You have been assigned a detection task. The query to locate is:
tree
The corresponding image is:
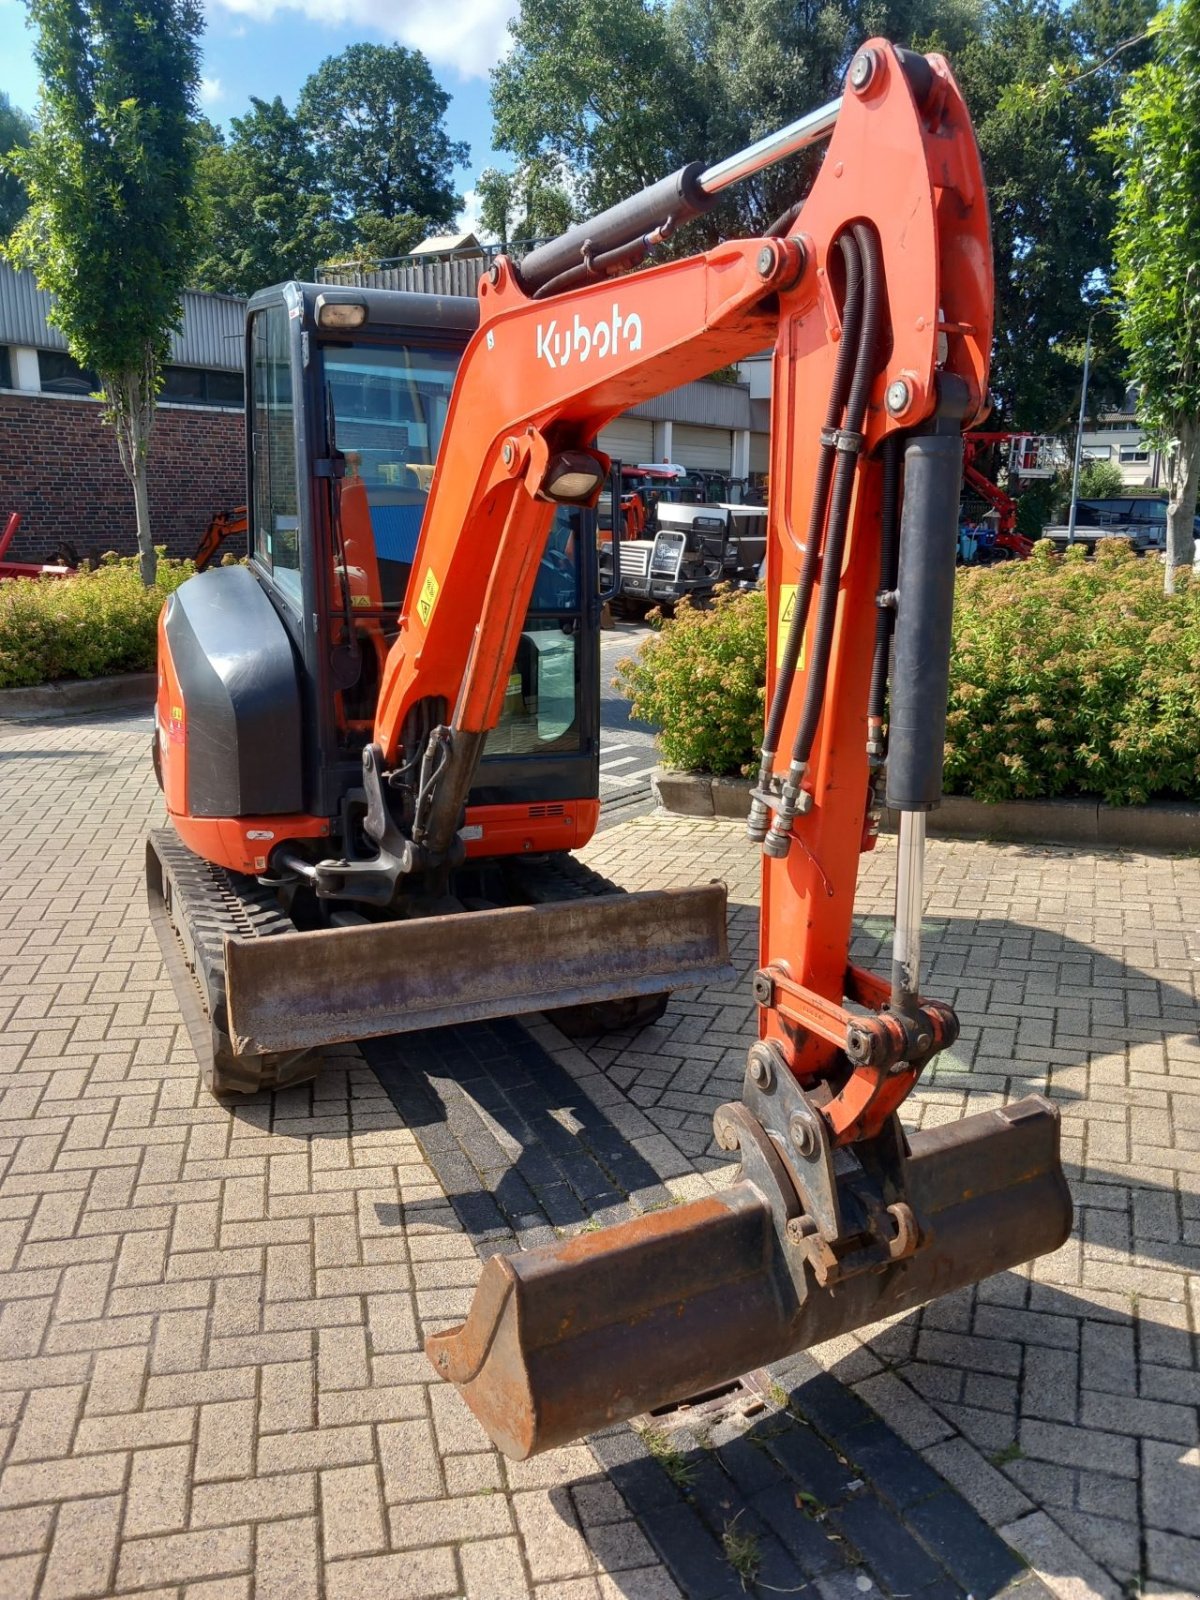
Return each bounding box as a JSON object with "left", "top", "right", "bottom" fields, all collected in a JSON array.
[
  {"left": 193, "top": 98, "right": 342, "bottom": 297},
  {"left": 948, "top": 0, "right": 1155, "bottom": 431},
  {"left": 8, "top": 0, "right": 202, "bottom": 586},
  {"left": 490, "top": 0, "right": 976, "bottom": 244},
  {"left": 335, "top": 211, "right": 430, "bottom": 268},
  {"left": 476, "top": 161, "right": 575, "bottom": 247},
  {"left": 490, "top": 0, "right": 1151, "bottom": 429},
  {"left": 0, "top": 93, "right": 33, "bottom": 238},
  {"left": 1100, "top": 0, "right": 1200, "bottom": 590},
  {"left": 297, "top": 44, "right": 468, "bottom": 247}
]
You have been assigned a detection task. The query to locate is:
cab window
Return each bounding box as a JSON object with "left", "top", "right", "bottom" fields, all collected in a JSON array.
[
  {"left": 249, "top": 305, "right": 301, "bottom": 603},
  {"left": 324, "top": 343, "right": 461, "bottom": 612}
]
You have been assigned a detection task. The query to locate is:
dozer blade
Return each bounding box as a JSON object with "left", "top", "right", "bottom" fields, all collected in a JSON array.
[
  {"left": 427, "top": 1095, "right": 1072, "bottom": 1459},
  {"left": 223, "top": 885, "right": 731, "bottom": 1055}
]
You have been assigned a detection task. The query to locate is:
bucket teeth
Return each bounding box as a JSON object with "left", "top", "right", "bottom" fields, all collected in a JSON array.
[{"left": 427, "top": 1095, "right": 1072, "bottom": 1459}]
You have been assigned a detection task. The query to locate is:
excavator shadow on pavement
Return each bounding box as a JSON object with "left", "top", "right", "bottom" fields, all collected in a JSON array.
[{"left": 342, "top": 909, "right": 1198, "bottom": 1600}]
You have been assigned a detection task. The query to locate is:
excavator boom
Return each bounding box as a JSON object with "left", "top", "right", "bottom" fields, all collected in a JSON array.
[{"left": 423, "top": 40, "right": 1071, "bottom": 1456}]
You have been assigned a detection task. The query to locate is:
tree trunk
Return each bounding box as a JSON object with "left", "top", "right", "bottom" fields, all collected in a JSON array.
[
  {"left": 131, "top": 448, "right": 155, "bottom": 587},
  {"left": 1164, "top": 412, "right": 1200, "bottom": 595},
  {"left": 105, "top": 358, "right": 158, "bottom": 587}
]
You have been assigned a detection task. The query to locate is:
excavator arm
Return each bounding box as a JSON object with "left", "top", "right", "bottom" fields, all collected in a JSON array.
[
  {"left": 365, "top": 43, "right": 990, "bottom": 873},
  {"left": 413, "top": 42, "right": 1071, "bottom": 1457}
]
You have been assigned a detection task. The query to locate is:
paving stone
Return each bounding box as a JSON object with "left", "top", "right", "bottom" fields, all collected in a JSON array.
[
  {"left": 828, "top": 1493, "right": 944, "bottom": 1592},
  {"left": 459, "top": 1535, "right": 533, "bottom": 1600},
  {"left": 39, "top": 1492, "right": 121, "bottom": 1599},
  {"left": 116, "top": 1526, "right": 252, "bottom": 1590},
  {"left": 922, "top": 1437, "right": 1033, "bottom": 1526},
  {"left": 1019, "top": 1420, "right": 1139, "bottom": 1479},
  {"left": 323, "top": 1548, "right": 461, "bottom": 1600},
  {"left": 1142, "top": 1442, "right": 1200, "bottom": 1537},
  {"left": 1023, "top": 1346, "right": 1079, "bottom": 1424},
  {"left": 854, "top": 1373, "right": 954, "bottom": 1450},
  {"left": 632, "top": 1502, "right": 746, "bottom": 1600},
  {"left": 190, "top": 1473, "right": 316, "bottom": 1530},
  {"left": 1000, "top": 1511, "right": 1124, "bottom": 1600},
  {"left": 512, "top": 1489, "right": 595, "bottom": 1585},
  {"left": 243, "top": 1519, "right": 317, "bottom": 1600},
  {"left": 4, "top": 732, "right": 1200, "bottom": 1598},
  {"left": 123, "top": 1444, "right": 191, "bottom": 1537},
  {"left": 904, "top": 1489, "right": 1026, "bottom": 1595}
]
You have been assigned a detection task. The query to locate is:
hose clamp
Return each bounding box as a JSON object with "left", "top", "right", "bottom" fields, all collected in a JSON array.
[{"left": 820, "top": 426, "right": 865, "bottom": 455}]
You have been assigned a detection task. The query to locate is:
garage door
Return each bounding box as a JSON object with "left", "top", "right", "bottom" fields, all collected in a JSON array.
[
  {"left": 598, "top": 417, "right": 654, "bottom": 464},
  {"left": 675, "top": 425, "right": 732, "bottom": 474},
  {"left": 750, "top": 432, "right": 770, "bottom": 474}
]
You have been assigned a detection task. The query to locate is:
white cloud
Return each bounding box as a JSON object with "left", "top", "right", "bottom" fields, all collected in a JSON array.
[
  {"left": 207, "top": 0, "right": 517, "bottom": 80},
  {"left": 199, "top": 75, "right": 225, "bottom": 104},
  {"left": 457, "top": 188, "right": 491, "bottom": 239}
]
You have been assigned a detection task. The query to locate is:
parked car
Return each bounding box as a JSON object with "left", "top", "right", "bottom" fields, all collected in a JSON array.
[
  {"left": 1041, "top": 521, "right": 1157, "bottom": 553},
  {"left": 614, "top": 501, "right": 769, "bottom": 613},
  {"left": 1043, "top": 496, "right": 1200, "bottom": 552}
]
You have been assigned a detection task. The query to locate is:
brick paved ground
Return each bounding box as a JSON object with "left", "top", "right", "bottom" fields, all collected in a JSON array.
[
  {"left": 579, "top": 817, "right": 1200, "bottom": 1600},
  {"left": 0, "top": 707, "right": 1196, "bottom": 1599}
]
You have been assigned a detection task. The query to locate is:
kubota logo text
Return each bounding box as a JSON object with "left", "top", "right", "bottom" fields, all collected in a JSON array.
[{"left": 536, "top": 305, "right": 643, "bottom": 371}]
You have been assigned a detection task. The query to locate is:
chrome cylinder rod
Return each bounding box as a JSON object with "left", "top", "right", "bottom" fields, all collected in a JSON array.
[
  {"left": 892, "top": 810, "right": 926, "bottom": 1017},
  {"left": 698, "top": 98, "right": 843, "bottom": 198}
]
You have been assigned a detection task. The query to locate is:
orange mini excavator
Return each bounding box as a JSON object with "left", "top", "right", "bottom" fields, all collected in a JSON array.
[{"left": 149, "top": 40, "right": 1072, "bottom": 1458}]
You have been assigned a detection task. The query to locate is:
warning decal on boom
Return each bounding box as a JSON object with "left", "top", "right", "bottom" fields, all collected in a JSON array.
[
  {"left": 776, "top": 584, "right": 806, "bottom": 669},
  {"left": 416, "top": 568, "right": 440, "bottom": 626}
]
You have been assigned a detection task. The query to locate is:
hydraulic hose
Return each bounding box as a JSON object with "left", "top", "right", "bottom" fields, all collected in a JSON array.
[
  {"left": 748, "top": 232, "right": 865, "bottom": 843},
  {"left": 867, "top": 433, "right": 904, "bottom": 755},
  {"left": 763, "top": 223, "right": 884, "bottom": 857}
]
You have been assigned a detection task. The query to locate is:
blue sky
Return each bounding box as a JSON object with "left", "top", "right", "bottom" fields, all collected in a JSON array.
[{"left": 0, "top": 0, "right": 519, "bottom": 229}]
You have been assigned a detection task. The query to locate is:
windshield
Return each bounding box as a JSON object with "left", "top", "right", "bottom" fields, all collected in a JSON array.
[{"left": 324, "top": 342, "right": 462, "bottom": 610}]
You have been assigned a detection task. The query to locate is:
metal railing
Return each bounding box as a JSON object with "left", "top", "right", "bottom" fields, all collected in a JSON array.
[{"left": 316, "top": 240, "right": 550, "bottom": 294}]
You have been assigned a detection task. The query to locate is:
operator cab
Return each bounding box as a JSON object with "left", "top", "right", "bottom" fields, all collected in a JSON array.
[{"left": 243, "top": 281, "right": 601, "bottom": 824}]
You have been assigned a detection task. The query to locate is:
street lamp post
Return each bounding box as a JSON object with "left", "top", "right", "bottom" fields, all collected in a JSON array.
[{"left": 1066, "top": 315, "right": 1096, "bottom": 546}]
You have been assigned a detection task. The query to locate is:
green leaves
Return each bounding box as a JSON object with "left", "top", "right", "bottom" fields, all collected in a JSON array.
[
  {"left": 944, "top": 541, "right": 1200, "bottom": 804},
  {"left": 192, "top": 97, "right": 342, "bottom": 297},
  {"left": 6, "top": 0, "right": 203, "bottom": 583},
  {"left": 616, "top": 587, "right": 768, "bottom": 777},
  {"left": 297, "top": 44, "right": 468, "bottom": 231},
  {"left": 0, "top": 556, "right": 194, "bottom": 689},
  {"left": 192, "top": 44, "right": 469, "bottom": 293},
  {"left": 620, "top": 551, "right": 1200, "bottom": 806},
  {"left": 1100, "top": 0, "right": 1200, "bottom": 583}
]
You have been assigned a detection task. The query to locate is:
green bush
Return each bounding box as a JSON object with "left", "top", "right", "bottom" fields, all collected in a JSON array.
[
  {"left": 618, "top": 542, "right": 1200, "bottom": 806},
  {"left": 946, "top": 539, "right": 1200, "bottom": 805},
  {"left": 0, "top": 553, "right": 194, "bottom": 690},
  {"left": 615, "top": 586, "right": 766, "bottom": 776}
]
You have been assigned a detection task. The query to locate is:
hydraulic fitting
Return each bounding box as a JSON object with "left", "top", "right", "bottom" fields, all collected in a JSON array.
[{"left": 763, "top": 760, "right": 811, "bottom": 857}]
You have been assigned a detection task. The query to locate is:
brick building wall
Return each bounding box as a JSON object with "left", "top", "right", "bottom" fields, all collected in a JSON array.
[{"left": 1, "top": 392, "right": 245, "bottom": 564}]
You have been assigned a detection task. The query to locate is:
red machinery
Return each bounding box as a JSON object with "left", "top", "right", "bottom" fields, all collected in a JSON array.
[
  {"left": 961, "top": 433, "right": 1036, "bottom": 559},
  {"left": 0, "top": 514, "right": 74, "bottom": 580},
  {"left": 193, "top": 505, "right": 249, "bottom": 572},
  {"left": 151, "top": 40, "right": 1071, "bottom": 1457}
]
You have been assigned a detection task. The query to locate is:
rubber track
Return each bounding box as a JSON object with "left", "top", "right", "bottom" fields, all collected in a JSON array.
[{"left": 147, "top": 829, "right": 318, "bottom": 1095}]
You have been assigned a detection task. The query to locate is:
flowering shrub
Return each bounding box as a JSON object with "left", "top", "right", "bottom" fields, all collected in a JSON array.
[
  {"left": 945, "top": 539, "right": 1200, "bottom": 805},
  {"left": 615, "top": 586, "right": 767, "bottom": 776},
  {"left": 0, "top": 554, "right": 193, "bottom": 689},
  {"left": 617, "top": 542, "right": 1200, "bottom": 806}
]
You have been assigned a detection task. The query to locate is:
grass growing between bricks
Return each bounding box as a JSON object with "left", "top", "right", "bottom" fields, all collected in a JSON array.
[{"left": 721, "top": 1514, "right": 763, "bottom": 1589}]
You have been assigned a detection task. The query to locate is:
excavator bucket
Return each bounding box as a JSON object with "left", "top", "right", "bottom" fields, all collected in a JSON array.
[
  {"left": 427, "top": 1095, "right": 1072, "bottom": 1459},
  {"left": 223, "top": 885, "right": 732, "bottom": 1055}
]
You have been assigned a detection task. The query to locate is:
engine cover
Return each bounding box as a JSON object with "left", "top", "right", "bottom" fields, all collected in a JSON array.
[{"left": 162, "top": 565, "right": 303, "bottom": 817}]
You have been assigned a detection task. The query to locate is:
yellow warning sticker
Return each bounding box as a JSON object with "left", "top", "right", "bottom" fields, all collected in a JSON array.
[
  {"left": 416, "top": 567, "right": 440, "bottom": 626},
  {"left": 775, "top": 584, "right": 806, "bottom": 669}
]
